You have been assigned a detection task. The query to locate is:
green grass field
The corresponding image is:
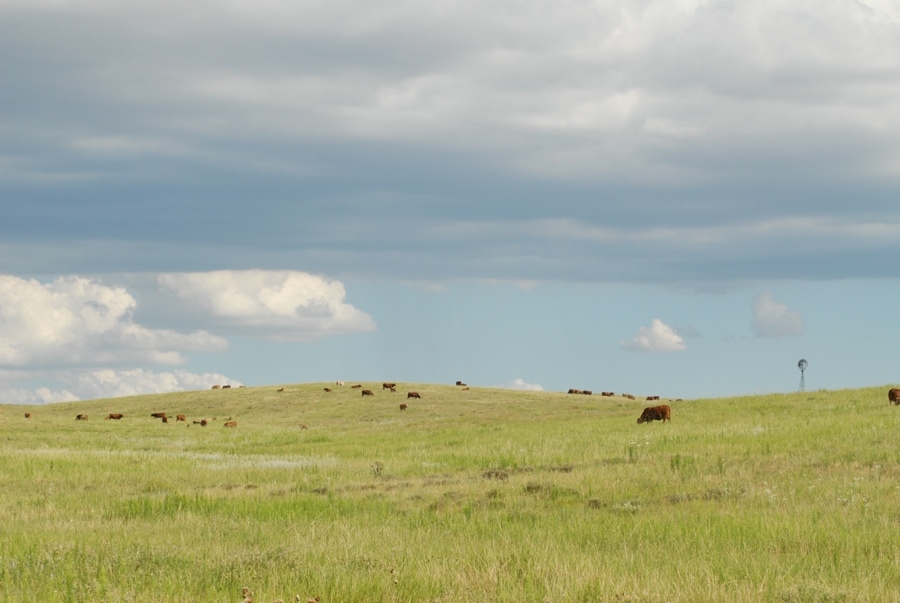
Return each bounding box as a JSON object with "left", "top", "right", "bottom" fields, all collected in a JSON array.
[{"left": 1, "top": 383, "right": 898, "bottom": 602}]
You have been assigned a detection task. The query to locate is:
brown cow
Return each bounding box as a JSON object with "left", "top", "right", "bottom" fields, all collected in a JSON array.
[
  {"left": 24, "top": 413, "right": 31, "bottom": 419},
  {"left": 399, "top": 403, "right": 408, "bottom": 410},
  {"left": 150, "top": 412, "right": 166, "bottom": 419},
  {"left": 889, "top": 388, "right": 900, "bottom": 405},
  {"left": 383, "top": 382, "right": 396, "bottom": 390},
  {"left": 105, "top": 413, "right": 124, "bottom": 420},
  {"left": 361, "top": 389, "right": 374, "bottom": 396},
  {"left": 76, "top": 414, "right": 88, "bottom": 420},
  {"left": 623, "top": 393, "right": 635, "bottom": 400},
  {"left": 277, "top": 387, "right": 284, "bottom": 392},
  {"left": 601, "top": 391, "right": 614, "bottom": 397},
  {"left": 637, "top": 405, "right": 671, "bottom": 424},
  {"left": 407, "top": 391, "right": 421, "bottom": 399},
  {"left": 567, "top": 388, "right": 581, "bottom": 394},
  {"left": 222, "top": 385, "right": 231, "bottom": 389},
  {"left": 581, "top": 390, "right": 592, "bottom": 395},
  {"left": 351, "top": 384, "right": 362, "bottom": 388},
  {"left": 456, "top": 381, "right": 466, "bottom": 386},
  {"left": 323, "top": 387, "right": 332, "bottom": 392},
  {"left": 646, "top": 395, "right": 660, "bottom": 401},
  {"left": 176, "top": 414, "right": 186, "bottom": 422},
  {"left": 211, "top": 385, "right": 220, "bottom": 390},
  {"left": 223, "top": 421, "right": 237, "bottom": 428}
]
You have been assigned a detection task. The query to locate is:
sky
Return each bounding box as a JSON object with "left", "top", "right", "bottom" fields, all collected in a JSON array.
[{"left": 2, "top": 0, "right": 900, "bottom": 403}]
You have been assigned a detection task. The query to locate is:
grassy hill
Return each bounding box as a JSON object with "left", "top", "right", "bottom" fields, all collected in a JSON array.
[{"left": 1, "top": 383, "right": 899, "bottom": 602}]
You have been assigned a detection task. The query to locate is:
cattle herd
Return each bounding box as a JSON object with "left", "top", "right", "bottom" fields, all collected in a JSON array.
[{"left": 22, "top": 385, "right": 899, "bottom": 427}]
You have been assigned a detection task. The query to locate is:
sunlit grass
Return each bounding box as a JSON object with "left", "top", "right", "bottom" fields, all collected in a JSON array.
[{"left": 1, "top": 383, "right": 899, "bottom": 602}]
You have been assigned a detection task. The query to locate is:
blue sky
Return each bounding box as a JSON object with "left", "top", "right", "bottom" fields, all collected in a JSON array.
[{"left": 2, "top": 0, "right": 900, "bottom": 402}]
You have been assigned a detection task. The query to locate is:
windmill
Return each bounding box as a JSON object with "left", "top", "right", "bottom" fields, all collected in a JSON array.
[{"left": 797, "top": 359, "right": 808, "bottom": 392}]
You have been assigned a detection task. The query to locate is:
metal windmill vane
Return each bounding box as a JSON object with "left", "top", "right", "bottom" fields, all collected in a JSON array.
[{"left": 798, "top": 359, "right": 808, "bottom": 392}]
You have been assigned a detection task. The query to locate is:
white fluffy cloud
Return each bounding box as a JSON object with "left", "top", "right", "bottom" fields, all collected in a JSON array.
[
  {"left": 622, "top": 319, "right": 687, "bottom": 353},
  {"left": 502, "top": 378, "right": 544, "bottom": 391},
  {"left": 157, "top": 270, "right": 376, "bottom": 340},
  {"left": 751, "top": 292, "right": 804, "bottom": 337},
  {"left": 0, "top": 368, "right": 240, "bottom": 404},
  {"left": 0, "top": 275, "right": 227, "bottom": 367}
]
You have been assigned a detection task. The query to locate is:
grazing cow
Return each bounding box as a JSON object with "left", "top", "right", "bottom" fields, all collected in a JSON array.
[
  {"left": 581, "top": 390, "right": 592, "bottom": 395},
  {"left": 105, "top": 413, "right": 124, "bottom": 420},
  {"left": 407, "top": 391, "right": 421, "bottom": 399},
  {"left": 277, "top": 387, "right": 284, "bottom": 392},
  {"left": 646, "top": 395, "right": 660, "bottom": 401},
  {"left": 462, "top": 387, "right": 470, "bottom": 391},
  {"left": 361, "top": 389, "right": 374, "bottom": 396},
  {"left": 383, "top": 382, "right": 396, "bottom": 390},
  {"left": 150, "top": 412, "right": 166, "bottom": 419},
  {"left": 637, "top": 405, "right": 671, "bottom": 424},
  {"left": 623, "top": 393, "right": 635, "bottom": 400},
  {"left": 351, "top": 384, "right": 362, "bottom": 389},
  {"left": 211, "top": 385, "right": 220, "bottom": 390},
  {"left": 223, "top": 421, "right": 237, "bottom": 428},
  {"left": 336, "top": 381, "right": 345, "bottom": 386},
  {"left": 222, "top": 385, "right": 231, "bottom": 389},
  {"left": 176, "top": 414, "right": 186, "bottom": 422},
  {"left": 24, "top": 413, "right": 31, "bottom": 419},
  {"left": 567, "top": 388, "right": 581, "bottom": 394},
  {"left": 399, "top": 403, "right": 408, "bottom": 411},
  {"left": 602, "top": 391, "right": 614, "bottom": 397},
  {"left": 456, "top": 381, "right": 467, "bottom": 387},
  {"left": 323, "top": 387, "right": 332, "bottom": 392},
  {"left": 76, "top": 414, "right": 88, "bottom": 420},
  {"left": 161, "top": 416, "right": 169, "bottom": 423},
  {"left": 889, "top": 388, "right": 900, "bottom": 405}
]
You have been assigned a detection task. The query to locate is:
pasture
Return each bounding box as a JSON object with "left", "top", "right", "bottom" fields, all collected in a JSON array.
[{"left": 1, "top": 383, "right": 898, "bottom": 602}]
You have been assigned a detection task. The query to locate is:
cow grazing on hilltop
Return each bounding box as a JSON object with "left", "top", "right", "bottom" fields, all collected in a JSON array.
[
  {"left": 222, "top": 385, "right": 231, "bottom": 389},
  {"left": 407, "top": 391, "right": 421, "bottom": 399},
  {"left": 889, "top": 388, "right": 900, "bottom": 405},
  {"left": 176, "top": 414, "right": 186, "bottom": 422},
  {"left": 456, "top": 381, "right": 467, "bottom": 386},
  {"left": 567, "top": 388, "right": 581, "bottom": 394},
  {"left": 76, "top": 414, "right": 88, "bottom": 420},
  {"left": 211, "top": 385, "right": 220, "bottom": 390},
  {"left": 637, "top": 405, "right": 671, "bottom": 424},
  {"left": 105, "top": 413, "right": 124, "bottom": 420},
  {"left": 223, "top": 421, "right": 237, "bottom": 428},
  {"left": 623, "top": 393, "right": 635, "bottom": 400},
  {"left": 601, "top": 391, "right": 614, "bottom": 397},
  {"left": 581, "top": 390, "right": 592, "bottom": 395},
  {"left": 646, "top": 395, "right": 660, "bottom": 401},
  {"left": 383, "top": 382, "right": 396, "bottom": 390},
  {"left": 361, "top": 389, "right": 374, "bottom": 396}
]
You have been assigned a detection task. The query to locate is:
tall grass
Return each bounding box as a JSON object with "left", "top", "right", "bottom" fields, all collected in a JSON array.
[{"left": 1, "top": 383, "right": 898, "bottom": 602}]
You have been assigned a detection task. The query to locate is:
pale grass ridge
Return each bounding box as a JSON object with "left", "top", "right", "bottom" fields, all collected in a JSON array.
[{"left": 1, "top": 383, "right": 898, "bottom": 602}]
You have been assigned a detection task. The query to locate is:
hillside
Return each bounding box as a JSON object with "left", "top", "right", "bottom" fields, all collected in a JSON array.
[{"left": 1, "top": 383, "right": 899, "bottom": 602}]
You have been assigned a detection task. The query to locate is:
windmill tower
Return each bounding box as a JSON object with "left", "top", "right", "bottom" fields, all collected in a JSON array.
[{"left": 797, "top": 359, "right": 808, "bottom": 392}]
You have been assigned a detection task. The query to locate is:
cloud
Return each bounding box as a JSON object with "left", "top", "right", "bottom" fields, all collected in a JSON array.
[
  {"left": 501, "top": 378, "right": 543, "bottom": 391},
  {"left": 0, "top": 275, "right": 227, "bottom": 367},
  {"left": 157, "top": 270, "right": 376, "bottom": 340},
  {"left": 751, "top": 292, "right": 804, "bottom": 337},
  {"left": 0, "top": 368, "right": 240, "bottom": 404},
  {"left": 621, "top": 319, "right": 687, "bottom": 352}
]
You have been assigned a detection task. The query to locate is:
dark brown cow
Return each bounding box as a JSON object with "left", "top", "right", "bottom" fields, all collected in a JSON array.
[
  {"left": 105, "top": 413, "right": 124, "bottom": 420},
  {"left": 889, "top": 388, "right": 900, "bottom": 405},
  {"left": 361, "top": 389, "right": 374, "bottom": 396},
  {"left": 567, "top": 388, "right": 581, "bottom": 394},
  {"left": 456, "top": 381, "right": 466, "bottom": 386},
  {"left": 24, "top": 413, "right": 31, "bottom": 419},
  {"left": 399, "top": 403, "right": 408, "bottom": 411},
  {"left": 646, "top": 395, "right": 660, "bottom": 401},
  {"left": 222, "top": 385, "right": 231, "bottom": 389},
  {"left": 323, "top": 387, "right": 332, "bottom": 392},
  {"left": 351, "top": 384, "right": 362, "bottom": 389},
  {"left": 223, "top": 421, "right": 237, "bottom": 428},
  {"left": 150, "top": 412, "right": 166, "bottom": 419},
  {"left": 601, "top": 391, "right": 614, "bottom": 397},
  {"left": 581, "top": 390, "right": 592, "bottom": 395},
  {"left": 383, "top": 382, "right": 396, "bottom": 390},
  {"left": 76, "top": 414, "right": 88, "bottom": 420},
  {"left": 407, "top": 391, "right": 421, "bottom": 399},
  {"left": 176, "top": 414, "right": 186, "bottom": 422},
  {"left": 277, "top": 387, "right": 284, "bottom": 392},
  {"left": 637, "top": 405, "right": 671, "bottom": 424},
  {"left": 623, "top": 393, "right": 635, "bottom": 400}
]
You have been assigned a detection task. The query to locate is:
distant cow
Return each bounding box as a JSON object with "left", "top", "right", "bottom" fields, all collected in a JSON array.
[
  {"left": 383, "top": 382, "right": 396, "bottom": 390},
  {"left": 351, "top": 384, "right": 362, "bottom": 389},
  {"left": 399, "top": 403, "right": 408, "bottom": 411},
  {"left": 150, "top": 412, "right": 166, "bottom": 419},
  {"left": 456, "top": 381, "right": 467, "bottom": 386},
  {"left": 581, "top": 390, "right": 592, "bottom": 395},
  {"left": 637, "top": 405, "right": 671, "bottom": 424},
  {"left": 361, "top": 389, "right": 374, "bottom": 396},
  {"left": 462, "top": 387, "right": 470, "bottom": 391},
  {"left": 176, "top": 414, "right": 186, "bottom": 422},
  {"left": 567, "top": 389, "right": 581, "bottom": 394},
  {"left": 623, "top": 393, "right": 635, "bottom": 400},
  {"left": 223, "top": 421, "right": 237, "bottom": 428},
  {"left": 76, "top": 414, "right": 88, "bottom": 421},
  {"left": 646, "top": 395, "right": 660, "bottom": 401},
  {"left": 277, "top": 388, "right": 284, "bottom": 392},
  {"left": 601, "top": 391, "right": 614, "bottom": 397},
  {"left": 105, "top": 413, "right": 124, "bottom": 420},
  {"left": 161, "top": 416, "right": 169, "bottom": 423},
  {"left": 24, "top": 413, "right": 31, "bottom": 419},
  {"left": 407, "top": 391, "right": 421, "bottom": 399},
  {"left": 222, "top": 385, "right": 231, "bottom": 389},
  {"left": 336, "top": 381, "right": 345, "bottom": 386},
  {"left": 323, "top": 387, "right": 332, "bottom": 392},
  {"left": 211, "top": 385, "right": 220, "bottom": 390},
  {"left": 889, "top": 388, "right": 900, "bottom": 405}
]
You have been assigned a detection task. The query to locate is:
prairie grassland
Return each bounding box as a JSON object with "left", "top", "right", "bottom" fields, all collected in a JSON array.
[{"left": 1, "top": 383, "right": 898, "bottom": 602}]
